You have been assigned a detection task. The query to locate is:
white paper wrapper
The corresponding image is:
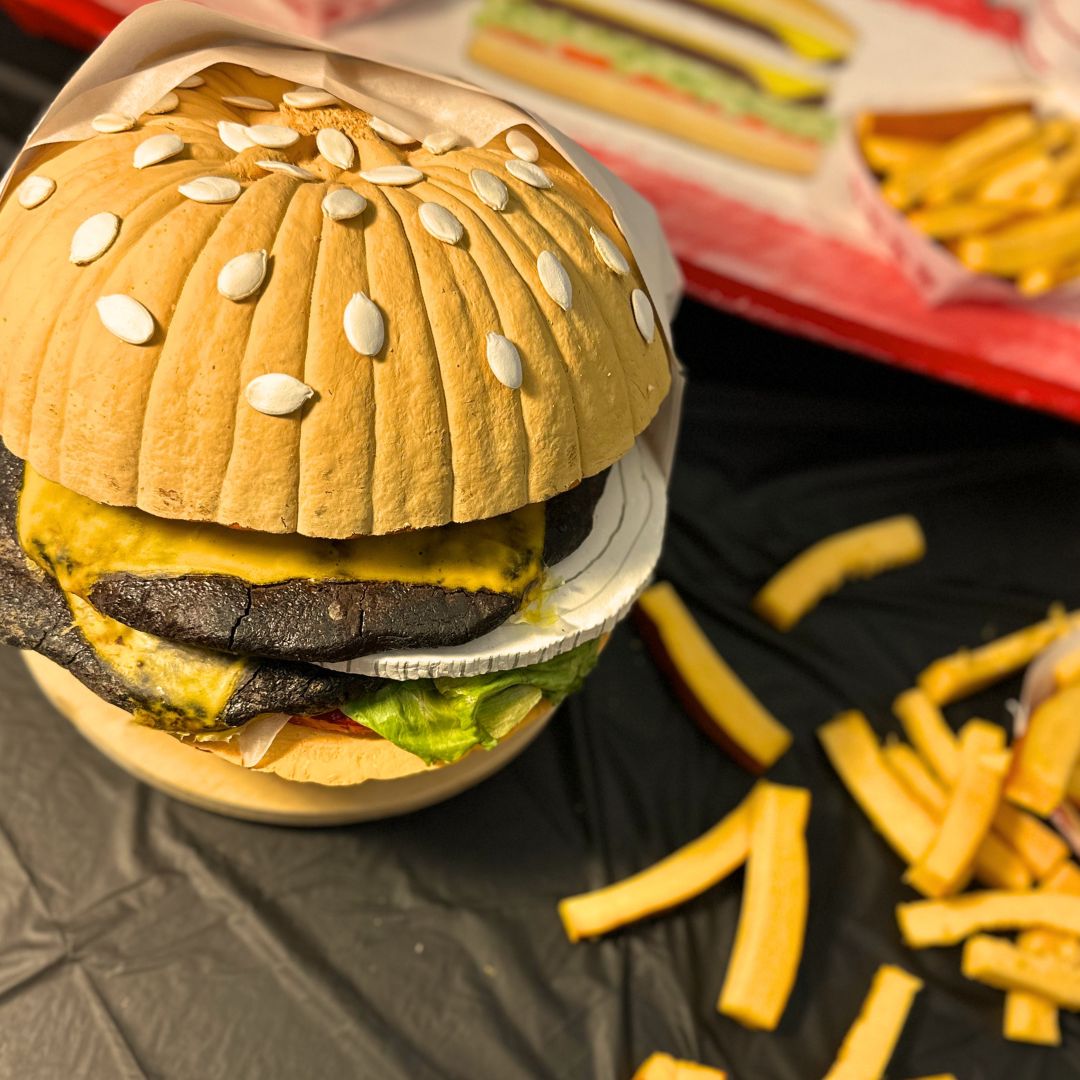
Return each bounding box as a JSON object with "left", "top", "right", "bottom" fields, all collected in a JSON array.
[
  {"left": 1015, "top": 629, "right": 1080, "bottom": 856},
  {"left": 846, "top": 125, "right": 1080, "bottom": 311},
  {"left": 2, "top": 0, "right": 685, "bottom": 680}
]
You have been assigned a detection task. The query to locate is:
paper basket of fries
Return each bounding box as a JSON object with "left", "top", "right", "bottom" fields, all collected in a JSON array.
[{"left": 848, "top": 101, "right": 1080, "bottom": 309}]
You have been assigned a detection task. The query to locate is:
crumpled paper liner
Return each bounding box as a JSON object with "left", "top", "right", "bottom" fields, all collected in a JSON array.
[{"left": 2, "top": 0, "right": 685, "bottom": 680}]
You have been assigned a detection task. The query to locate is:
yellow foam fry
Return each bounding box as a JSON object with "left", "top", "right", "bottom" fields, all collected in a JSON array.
[
  {"left": 819, "top": 712, "right": 936, "bottom": 864},
  {"left": 823, "top": 965, "right": 923, "bottom": 1080},
  {"left": 558, "top": 790, "right": 753, "bottom": 942},
  {"left": 898, "top": 891, "right": 1080, "bottom": 948},
  {"left": 963, "top": 934, "right": 1080, "bottom": 1009},
  {"left": 717, "top": 783, "right": 810, "bottom": 1031},
  {"left": 917, "top": 608, "right": 1078, "bottom": 705}
]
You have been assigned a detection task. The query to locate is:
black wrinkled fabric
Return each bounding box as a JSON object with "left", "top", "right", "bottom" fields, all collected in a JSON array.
[
  {"left": 4, "top": 302, "right": 1080, "bottom": 1079},
  {"left": 3, "top": 23, "right": 1080, "bottom": 1079}
]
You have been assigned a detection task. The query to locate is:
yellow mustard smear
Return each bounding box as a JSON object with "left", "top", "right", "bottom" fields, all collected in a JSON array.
[
  {"left": 65, "top": 592, "right": 247, "bottom": 732},
  {"left": 18, "top": 464, "right": 545, "bottom": 597}
]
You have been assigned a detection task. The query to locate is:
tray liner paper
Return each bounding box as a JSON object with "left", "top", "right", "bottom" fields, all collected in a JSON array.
[{"left": 4, "top": 309, "right": 1080, "bottom": 1077}]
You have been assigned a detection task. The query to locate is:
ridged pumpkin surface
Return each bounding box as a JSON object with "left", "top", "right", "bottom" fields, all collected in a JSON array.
[{"left": 0, "top": 64, "right": 670, "bottom": 537}]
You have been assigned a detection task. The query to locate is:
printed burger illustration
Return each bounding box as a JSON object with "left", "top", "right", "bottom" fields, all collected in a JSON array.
[{"left": 0, "top": 56, "right": 677, "bottom": 796}]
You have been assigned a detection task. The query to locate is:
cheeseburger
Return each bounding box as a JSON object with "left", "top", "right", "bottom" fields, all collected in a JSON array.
[{"left": 0, "top": 62, "right": 672, "bottom": 793}]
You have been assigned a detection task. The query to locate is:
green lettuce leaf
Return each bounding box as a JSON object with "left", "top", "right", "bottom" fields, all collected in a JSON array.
[{"left": 341, "top": 639, "right": 600, "bottom": 764}]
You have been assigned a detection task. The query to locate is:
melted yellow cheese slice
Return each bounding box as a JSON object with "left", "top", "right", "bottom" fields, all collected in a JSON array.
[
  {"left": 19, "top": 465, "right": 545, "bottom": 598},
  {"left": 66, "top": 592, "right": 248, "bottom": 732}
]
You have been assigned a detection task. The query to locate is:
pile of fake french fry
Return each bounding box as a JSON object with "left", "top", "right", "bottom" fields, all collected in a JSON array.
[
  {"left": 859, "top": 103, "right": 1080, "bottom": 296},
  {"left": 560, "top": 516, "right": 1080, "bottom": 1077}
]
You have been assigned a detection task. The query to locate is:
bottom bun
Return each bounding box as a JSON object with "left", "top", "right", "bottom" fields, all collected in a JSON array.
[
  {"left": 23, "top": 651, "right": 557, "bottom": 825},
  {"left": 468, "top": 29, "right": 823, "bottom": 175}
]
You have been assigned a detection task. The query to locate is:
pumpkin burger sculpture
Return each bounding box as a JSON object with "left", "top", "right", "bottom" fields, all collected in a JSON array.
[{"left": 0, "top": 63, "right": 673, "bottom": 792}]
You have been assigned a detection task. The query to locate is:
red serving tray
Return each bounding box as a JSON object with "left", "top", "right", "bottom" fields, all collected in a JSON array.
[{"left": 9, "top": 0, "right": 1077, "bottom": 423}]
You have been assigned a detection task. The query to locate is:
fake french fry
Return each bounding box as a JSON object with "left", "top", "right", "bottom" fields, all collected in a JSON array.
[
  {"left": 1017, "top": 265, "right": 1073, "bottom": 298},
  {"left": 861, "top": 134, "right": 937, "bottom": 174},
  {"left": 883, "top": 740, "right": 1032, "bottom": 890},
  {"left": 893, "top": 689, "right": 960, "bottom": 779},
  {"left": 926, "top": 123, "right": 1070, "bottom": 207},
  {"left": 897, "top": 891, "right": 1080, "bottom": 948},
  {"left": 907, "top": 201, "right": 1017, "bottom": 240},
  {"left": 858, "top": 102, "right": 1031, "bottom": 143},
  {"left": 905, "top": 723, "right": 1010, "bottom": 897},
  {"left": 1025, "top": 139, "right": 1080, "bottom": 211},
  {"left": 892, "top": 689, "right": 1066, "bottom": 877},
  {"left": 884, "top": 112, "right": 1037, "bottom": 210},
  {"left": 822, "top": 965, "right": 923, "bottom": 1080},
  {"left": 976, "top": 151, "right": 1053, "bottom": 204},
  {"left": 558, "top": 791, "right": 753, "bottom": 941},
  {"left": 883, "top": 741, "right": 948, "bottom": 814},
  {"left": 1004, "top": 862, "right": 1080, "bottom": 1045},
  {"left": 1069, "top": 764, "right": 1080, "bottom": 806},
  {"left": 717, "top": 783, "right": 810, "bottom": 1031},
  {"left": 635, "top": 583, "right": 791, "bottom": 772},
  {"left": 972, "top": 120, "right": 1072, "bottom": 204},
  {"left": 1006, "top": 683, "right": 1080, "bottom": 816},
  {"left": 632, "top": 1052, "right": 728, "bottom": 1079},
  {"left": 916, "top": 607, "right": 1077, "bottom": 705},
  {"left": 1054, "top": 645, "right": 1080, "bottom": 688},
  {"left": 959, "top": 206, "right": 1080, "bottom": 275},
  {"left": 753, "top": 516, "right": 925, "bottom": 631},
  {"left": 819, "top": 712, "right": 936, "bottom": 864},
  {"left": 963, "top": 934, "right": 1080, "bottom": 1009},
  {"left": 991, "top": 803, "right": 1068, "bottom": 880}
]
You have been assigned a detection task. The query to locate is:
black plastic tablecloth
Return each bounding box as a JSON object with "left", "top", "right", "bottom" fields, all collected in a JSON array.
[{"left": 3, "top": 20, "right": 1080, "bottom": 1080}]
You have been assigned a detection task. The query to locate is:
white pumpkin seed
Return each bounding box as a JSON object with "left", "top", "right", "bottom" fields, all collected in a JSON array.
[
  {"left": 470, "top": 169, "right": 508, "bottom": 211},
  {"left": 369, "top": 116, "right": 414, "bottom": 145},
  {"left": 178, "top": 176, "right": 242, "bottom": 204},
  {"left": 631, "top": 289, "right": 655, "bottom": 344},
  {"left": 17, "top": 175, "right": 55, "bottom": 208},
  {"left": 218, "top": 249, "right": 268, "bottom": 301},
  {"left": 419, "top": 203, "right": 463, "bottom": 245},
  {"left": 218, "top": 120, "right": 254, "bottom": 152},
  {"left": 222, "top": 95, "right": 275, "bottom": 111},
  {"left": 506, "top": 130, "right": 539, "bottom": 162},
  {"left": 505, "top": 159, "right": 552, "bottom": 189},
  {"left": 343, "top": 292, "right": 385, "bottom": 356},
  {"left": 589, "top": 226, "right": 629, "bottom": 274},
  {"left": 133, "top": 132, "right": 184, "bottom": 169},
  {"left": 316, "top": 128, "right": 355, "bottom": 170},
  {"left": 245, "top": 373, "right": 313, "bottom": 416},
  {"left": 358, "top": 165, "right": 423, "bottom": 186},
  {"left": 92, "top": 112, "right": 135, "bottom": 134},
  {"left": 422, "top": 130, "right": 459, "bottom": 154},
  {"left": 537, "top": 251, "right": 572, "bottom": 311},
  {"left": 146, "top": 91, "right": 179, "bottom": 115},
  {"left": 257, "top": 160, "right": 318, "bottom": 181},
  {"left": 283, "top": 87, "right": 337, "bottom": 109},
  {"left": 245, "top": 124, "right": 299, "bottom": 149},
  {"left": 177, "top": 74, "right": 204, "bottom": 89},
  {"left": 322, "top": 188, "right": 367, "bottom": 221},
  {"left": 70, "top": 212, "right": 121, "bottom": 266},
  {"left": 96, "top": 294, "right": 154, "bottom": 345},
  {"left": 486, "top": 333, "right": 522, "bottom": 390}
]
